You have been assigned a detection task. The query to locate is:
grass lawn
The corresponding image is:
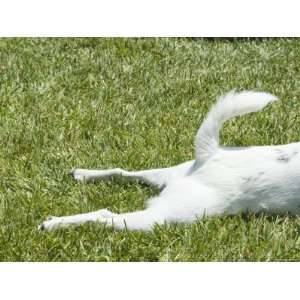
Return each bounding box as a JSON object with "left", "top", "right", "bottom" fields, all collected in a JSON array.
[{"left": 0, "top": 37, "right": 300, "bottom": 261}]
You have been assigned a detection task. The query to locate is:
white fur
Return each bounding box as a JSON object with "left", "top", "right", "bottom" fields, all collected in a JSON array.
[{"left": 39, "top": 90, "right": 300, "bottom": 231}]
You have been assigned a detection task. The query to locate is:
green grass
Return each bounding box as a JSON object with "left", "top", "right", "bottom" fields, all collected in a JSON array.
[{"left": 1, "top": 37, "right": 300, "bottom": 261}]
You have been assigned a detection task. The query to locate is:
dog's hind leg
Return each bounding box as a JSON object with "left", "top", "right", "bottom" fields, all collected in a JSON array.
[
  {"left": 70, "top": 160, "right": 194, "bottom": 188},
  {"left": 38, "top": 207, "right": 165, "bottom": 231}
]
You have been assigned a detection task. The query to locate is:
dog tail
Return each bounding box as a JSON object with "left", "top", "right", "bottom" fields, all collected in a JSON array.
[{"left": 195, "top": 90, "right": 277, "bottom": 165}]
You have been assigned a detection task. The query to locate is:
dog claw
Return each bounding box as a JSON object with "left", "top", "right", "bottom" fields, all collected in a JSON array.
[
  {"left": 68, "top": 169, "right": 75, "bottom": 177},
  {"left": 38, "top": 224, "right": 45, "bottom": 231}
]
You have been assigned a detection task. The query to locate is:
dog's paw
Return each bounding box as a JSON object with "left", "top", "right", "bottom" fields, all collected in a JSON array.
[
  {"left": 38, "top": 216, "right": 62, "bottom": 231},
  {"left": 69, "top": 169, "right": 87, "bottom": 182}
]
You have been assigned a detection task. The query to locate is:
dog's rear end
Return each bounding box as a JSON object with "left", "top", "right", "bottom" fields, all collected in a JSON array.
[{"left": 40, "top": 91, "right": 300, "bottom": 231}]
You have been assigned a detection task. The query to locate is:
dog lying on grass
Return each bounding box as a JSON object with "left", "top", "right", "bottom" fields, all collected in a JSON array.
[{"left": 39, "top": 90, "right": 300, "bottom": 231}]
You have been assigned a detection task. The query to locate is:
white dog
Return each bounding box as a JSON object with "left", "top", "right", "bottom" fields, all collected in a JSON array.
[{"left": 39, "top": 90, "right": 300, "bottom": 231}]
